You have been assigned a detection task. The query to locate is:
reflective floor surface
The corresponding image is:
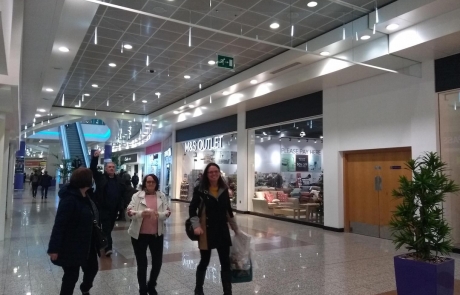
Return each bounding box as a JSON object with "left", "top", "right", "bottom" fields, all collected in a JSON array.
[{"left": 2, "top": 187, "right": 460, "bottom": 295}]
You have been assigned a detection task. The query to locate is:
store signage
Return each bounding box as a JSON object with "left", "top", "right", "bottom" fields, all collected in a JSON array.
[
  {"left": 295, "top": 155, "right": 309, "bottom": 171},
  {"left": 120, "top": 153, "right": 137, "bottom": 164},
  {"left": 15, "top": 158, "right": 25, "bottom": 174},
  {"left": 184, "top": 135, "right": 224, "bottom": 152},
  {"left": 281, "top": 148, "right": 321, "bottom": 155},
  {"left": 217, "top": 55, "right": 234, "bottom": 70},
  {"left": 164, "top": 147, "right": 172, "bottom": 157}
]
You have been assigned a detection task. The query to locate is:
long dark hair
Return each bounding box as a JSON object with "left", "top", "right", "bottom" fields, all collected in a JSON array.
[
  {"left": 141, "top": 174, "right": 159, "bottom": 191},
  {"left": 201, "top": 163, "right": 227, "bottom": 190}
]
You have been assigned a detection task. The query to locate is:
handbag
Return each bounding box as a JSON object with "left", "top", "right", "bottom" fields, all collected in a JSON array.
[
  {"left": 89, "top": 197, "right": 108, "bottom": 250},
  {"left": 185, "top": 195, "right": 204, "bottom": 241}
]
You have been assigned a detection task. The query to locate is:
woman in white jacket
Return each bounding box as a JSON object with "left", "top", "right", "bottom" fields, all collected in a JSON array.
[{"left": 127, "top": 174, "right": 171, "bottom": 295}]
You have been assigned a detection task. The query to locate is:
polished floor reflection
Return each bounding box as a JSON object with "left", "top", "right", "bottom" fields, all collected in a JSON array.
[{"left": 2, "top": 188, "right": 460, "bottom": 295}]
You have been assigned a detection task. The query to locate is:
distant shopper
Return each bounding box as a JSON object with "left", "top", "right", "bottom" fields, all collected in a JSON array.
[
  {"left": 90, "top": 150, "right": 125, "bottom": 257},
  {"left": 131, "top": 172, "right": 139, "bottom": 188},
  {"left": 30, "top": 172, "right": 40, "bottom": 198},
  {"left": 124, "top": 177, "right": 138, "bottom": 213},
  {"left": 194, "top": 173, "right": 203, "bottom": 188},
  {"left": 189, "top": 163, "right": 238, "bottom": 295},
  {"left": 127, "top": 174, "right": 171, "bottom": 295},
  {"left": 47, "top": 168, "right": 101, "bottom": 295},
  {"left": 23, "top": 173, "right": 26, "bottom": 183},
  {"left": 40, "top": 171, "right": 52, "bottom": 199},
  {"left": 72, "top": 156, "right": 82, "bottom": 169}
]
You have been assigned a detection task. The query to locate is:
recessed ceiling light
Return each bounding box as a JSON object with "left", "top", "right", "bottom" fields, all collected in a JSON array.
[
  {"left": 307, "top": 1, "right": 318, "bottom": 7},
  {"left": 270, "top": 23, "right": 280, "bottom": 29},
  {"left": 386, "top": 23, "right": 399, "bottom": 31},
  {"left": 153, "top": 119, "right": 158, "bottom": 121},
  {"left": 173, "top": 111, "right": 180, "bottom": 114},
  {"left": 35, "top": 114, "right": 41, "bottom": 117},
  {"left": 142, "top": 100, "right": 147, "bottom": 103},
  {"left": 125, "top": 110, "right": 130, "bottom": 112},
  {"left": 109, "top": 63, "right": 116, "bottom": 67},
  {"left": 184, "top": 75, "right": 191, "bottom": 79},
  {"left": 45, "top": 88, "right": 53, "bottom": 92},
  {"left": 155, "top": 92, "right": 160, "bottom": 96},
  {"left": 223, "top": 91, "right": 229, "bottom": 95},
  {"left": 75, "top": 105, "right": 81, "bottom": 108},
  {"left": 208, "top": 60, "right": 216, "bottom": 65},
  {"left": 123, "top": 44, "right": 133, "bottom": 49},
  {"left": 37, "top": 109, "right": 46, "bottom": 113},
  {"left": 92, "top": 84, "right": 98, "bottom": 88},
  {"left": 320, "top": 51, "right": 330, "bottom": 56},
  {"left": 58, "top": 47, "right": 69, "bottom": 52},
  {"left": 129, "top": 121, "right": 132, "bottom": 123},
  {"left": 189, "top": 105, "right": 195, "bottom": 108},
  {"left": 250, "top": 80, "right": 258, "bottom": 84},
  {"left": 84, "top": 93, "right": 90, "bottom": 96},
  {"left": 360, "top": 35, "right": 371, "bottom": 40}
]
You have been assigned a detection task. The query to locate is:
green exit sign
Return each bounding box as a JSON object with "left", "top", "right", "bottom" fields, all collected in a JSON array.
[{"left": 217, "top": 55, "right": 234, "bottom": 69}]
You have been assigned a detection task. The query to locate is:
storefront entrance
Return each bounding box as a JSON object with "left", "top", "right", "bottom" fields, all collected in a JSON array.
[{"left": 344, "top": 148, "right": 412, "bottom": 239}]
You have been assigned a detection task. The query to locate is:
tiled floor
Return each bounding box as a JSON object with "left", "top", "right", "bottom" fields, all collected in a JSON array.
[{"left": 2, "top": 188, "right": 460, "bottom": 295}]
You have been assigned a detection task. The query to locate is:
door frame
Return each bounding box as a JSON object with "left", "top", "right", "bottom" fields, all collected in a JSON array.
[{"left": 343, "top": 147, "right": 412, "bottom": 233}]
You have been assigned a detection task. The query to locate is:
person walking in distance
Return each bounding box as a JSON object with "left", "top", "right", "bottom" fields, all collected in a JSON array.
[
  {"left": 47, "top": 168, "right": 101, "bottom": 295},
  {"left": 40, "top": 171, "right": 52, "bottom": 199},
  {"left": 189, "top": 163, "right": 239, "bottom": 295},
  {"left": 90, "top": 150, "right": 125, "bottom": 257},
  {"left": 127, "top": 174, "right": 171, "bottom": 295},
  {"left": 30, "top": 172, "right": 40, "bottom": 198},
  {"left": 131, "top": 172, "right": 139, "bottom": 188}
]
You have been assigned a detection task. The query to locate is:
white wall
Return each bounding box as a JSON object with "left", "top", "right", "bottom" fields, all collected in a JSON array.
[{"left": 323, "top": 60, "right": 437, "bottom": 229}]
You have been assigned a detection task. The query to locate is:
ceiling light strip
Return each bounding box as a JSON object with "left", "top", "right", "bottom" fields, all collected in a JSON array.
[
  {"left": 84, "top": 0, "right": 398, "bottom": 74},
  {"left": 94, "top": 27, "right": 98, "bottom": 45}
]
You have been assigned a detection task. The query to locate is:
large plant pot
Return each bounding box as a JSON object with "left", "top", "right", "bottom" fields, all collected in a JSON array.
[{"left": 394, "top": 255, "right": 454, "bottom": 295}]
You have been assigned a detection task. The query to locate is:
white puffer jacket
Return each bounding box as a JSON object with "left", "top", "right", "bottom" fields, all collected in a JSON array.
[{"left": 127, "top": 190, "right": 171, "bottom": 239}]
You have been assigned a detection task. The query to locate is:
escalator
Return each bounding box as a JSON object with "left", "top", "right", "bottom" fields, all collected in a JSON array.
[{"left": 59, "top": 123, "right": 90, "bottom": 167}]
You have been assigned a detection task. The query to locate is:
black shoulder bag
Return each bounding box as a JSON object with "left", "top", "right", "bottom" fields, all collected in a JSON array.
[
  {"left": 89, "top": 198, "right": 108, "bottom": 250},
  {"left": 185, "top": 190, "right": 206, "bottom": 241}
]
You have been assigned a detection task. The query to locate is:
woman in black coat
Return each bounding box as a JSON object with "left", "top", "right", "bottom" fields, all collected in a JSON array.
[
  {"left": 48, "top": 168, "right": 101, "bottom": 295},
  {"left": 189, "top": 163, "right": 238, "bottom": 295}
]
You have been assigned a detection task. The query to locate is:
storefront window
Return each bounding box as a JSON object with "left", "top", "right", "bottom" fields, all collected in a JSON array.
[
  {"left": 178, "top": 133, "right": 238, "bottom": 208},
  {"left": 252, "top": 118, "right": 324, "bottom": 224}
]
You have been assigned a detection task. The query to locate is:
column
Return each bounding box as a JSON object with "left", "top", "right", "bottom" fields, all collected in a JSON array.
[
  {"left": 104, "top": 144, "right": 112, "bottom": 163},
  {"left": 6, "top": 142, "right": 17, "bottom": 219},
  {"left": 14, "top": 140, "right": 25, "bottom": 189},
  {"left": 236, "top": 109, "right": 249, "bottom": 212},
  {"left": 171, "top": 131, "right": 179, "bottom": 200},
  {"left": 0, "top": 116, "right": 6, "bottom": 241}
]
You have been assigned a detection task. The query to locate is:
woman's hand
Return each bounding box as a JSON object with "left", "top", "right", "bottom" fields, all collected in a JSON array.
[
  {"left": 141, "top": 210, "right": 152, "bottom": 218},
  {"left": 194, "top": 227, "right": 204, "bottom": 235},
  {"left": 48, "top": 253, "right": 58, "bottom": 261},
  {"left": 127, "top": 209, "right": 136, "bottom": 217}
]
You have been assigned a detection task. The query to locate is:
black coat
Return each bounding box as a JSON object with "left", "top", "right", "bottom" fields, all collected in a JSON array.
[
  {"left": 90, "top": 156, "right": 125, "bottom": 212},
  {"left": 40, "top": 174, "right": 52, "bottom": 187},
  {"left": 189, "top": 187, "right": 234, "bottom": 249},
  {"left": 47, "top": 184, "right": 100, "bottom": 267},
  {"left": 131, "top": 175, "right": 139, "bottom": 187}
]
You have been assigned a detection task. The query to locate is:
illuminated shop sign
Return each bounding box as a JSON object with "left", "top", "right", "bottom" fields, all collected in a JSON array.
[
  {"left": 280, "top": 148, "right": 321, "bottom": 155},
  {"left": 120, "top": 153, "right": 138, "bottom": 164},
  {"left": 164, "top": 148, "right": 172, "bottom": 157},
  {"left": 184, "top": 135, "right": 224, "bottom": 152}
]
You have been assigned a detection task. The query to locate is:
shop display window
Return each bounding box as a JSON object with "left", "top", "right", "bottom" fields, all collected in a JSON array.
[{"left": 252, "top": 118, "right": 324, "bottom": 224}]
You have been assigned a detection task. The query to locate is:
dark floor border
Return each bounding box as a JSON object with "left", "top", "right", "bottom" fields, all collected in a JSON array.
[{"left": 323, "top": 225, "right": 345, "bottom": 232}]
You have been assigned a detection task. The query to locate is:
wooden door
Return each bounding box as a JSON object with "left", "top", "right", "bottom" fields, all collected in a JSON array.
[{"left": 345, "top": 148, "right": 411, "bottom": 239}]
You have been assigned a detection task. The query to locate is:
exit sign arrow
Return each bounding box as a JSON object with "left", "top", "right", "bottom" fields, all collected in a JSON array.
[{"left": 217, "top": 55, "right": 234, "bottom": 70}]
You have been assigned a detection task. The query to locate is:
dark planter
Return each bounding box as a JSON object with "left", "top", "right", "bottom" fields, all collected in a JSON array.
[{"left": 394, "top": 254, "right": 454, "bottom": 295}]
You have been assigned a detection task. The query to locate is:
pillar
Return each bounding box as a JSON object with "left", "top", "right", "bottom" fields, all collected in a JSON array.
[
  {"left": 6, "top": 141, "right": 17, "bottom": 219},
  {"left": 104, "top": 144, "right": 112, "bottom": 163},
  {"left": 236, "top": 109, "right": 249, "bottom": 212},
  {"left": 171, "top": 130, "right": 179, "bottom": 200},
  {"left": 14, "top": 140, "right": 25, "bottom": 189},
  {"left": 0, "top": 116, "right": 6, "bottom": 241}
]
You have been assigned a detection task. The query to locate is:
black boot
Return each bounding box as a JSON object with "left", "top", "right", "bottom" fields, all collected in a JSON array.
[
  {"left": 194, "top": 270, "right": 206, "bottom": 295},
  {"left": 221, "top": 271, "right": 232, "bottom": 295}
]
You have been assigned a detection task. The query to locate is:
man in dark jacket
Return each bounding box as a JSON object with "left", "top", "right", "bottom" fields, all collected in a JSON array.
[
  {"left": 40, "top": 171, "right": 52, "bottom": 199},
  {"left": 90, "top": 150, "right": 125, "bottom": 257},
  {"left": 30, "top": 172, "right": 40, "bottom": 198},
  {"left": 131, "top": 172, "right": 139, "bottom": 188}
]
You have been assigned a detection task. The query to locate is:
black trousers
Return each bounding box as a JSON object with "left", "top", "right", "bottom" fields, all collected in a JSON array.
[
  {"left": 60, "top": 246, "right": 98, "bottom": 295},
  {"left": 31, "top": 183, "right": 39, "bottom": 197},
  {"left": 131, "top": 234, "right": 164, "bottom": 294},
  {"left": 197, "top": 246, "right": 231, "bottom": 272},
  {"left": 101, "top": 209, "right": 117, "bottom": 251},
  {"left": 41, "top": 186, "right": 49, "bottom": 197}
]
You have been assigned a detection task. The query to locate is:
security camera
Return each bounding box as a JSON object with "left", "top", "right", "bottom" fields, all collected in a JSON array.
[{"left": 146, "top": 69, "right": 155, "bottom": 73}]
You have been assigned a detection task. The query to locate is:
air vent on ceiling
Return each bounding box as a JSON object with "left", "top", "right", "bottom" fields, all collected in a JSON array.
[{"left": 270, "top": 62, "right": 302, "bottom": 75}]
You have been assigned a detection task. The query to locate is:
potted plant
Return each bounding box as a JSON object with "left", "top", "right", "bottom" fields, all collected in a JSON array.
[
  {"left": 52, "top": 154, "right": 74, "bottom": 187},
  {"left": 390, "top": 152, "right": 459, "bottom": 295}
]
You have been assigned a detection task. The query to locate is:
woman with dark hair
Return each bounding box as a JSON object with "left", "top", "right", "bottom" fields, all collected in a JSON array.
[
  {"left": 47, "top": 167, "right": 101, "bottom": 295},
  {"left": 189, "top": 163, "right": 239, "bottom": 295},
  {"left": 127, "top": 174, "right": 171, "bottom": 295}
]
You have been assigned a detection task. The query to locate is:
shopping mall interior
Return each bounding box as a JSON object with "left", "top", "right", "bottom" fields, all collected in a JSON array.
[{"left": 1, "top": 0, "right": 460, "bottom": 294}]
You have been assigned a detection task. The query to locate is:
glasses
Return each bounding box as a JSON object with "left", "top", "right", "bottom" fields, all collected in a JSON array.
[
  {"left": 208, "top": 171, "right": 220, "bottom": 175},
  {"left": 146, "top": 181, "right": 156, "bottom": 184}
]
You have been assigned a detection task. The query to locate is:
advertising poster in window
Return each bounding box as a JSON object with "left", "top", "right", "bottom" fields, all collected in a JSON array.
[
  {"left": 281, "top": 153, "right": 295, "bottom": 172},
  {"left": 295, "top": 154, "right": 309, "bottom": 171}
]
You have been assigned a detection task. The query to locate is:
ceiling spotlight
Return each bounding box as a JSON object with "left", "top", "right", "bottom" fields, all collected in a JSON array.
[
  {"left": 208, "top": 60, "right": 216, "bottom": 65},
  {"left": 58, "top": 47, "right": 70, "bottom": 52},
  {"left": 37, "top": 109, "right": 46, "bottom": 113},
  {"left": 173, "top": 111, "right": 180, "bottom": 114},
  {"left": 222, "top": 91, "right": 229, "bottom": 95},
  {"left": 184, "top": 75, "right": 191, "bottom": 79},
  {"left": 123, "top": 44, "right": 133, "bottom": 49},
  {"left": 320, "top": 51, "right": 330, "bottom": 56},
  {"left": 92, "top": 84, "right": 98, "bottom": 88},
  {"left": 109, "top": 63, "right": 117, "bottom": 67},
  {"left": 125, "top": 110, "right": 130, "bottom": 112},
  {"left": 155, "top": 92, "right": 160, "bottom": 96},
  {"left": 360, "top": 35, "right": 371, "bottom": 40},
  {"left": 307, "top": 1, "right": 318, "bottom": 7},
  {"left": 189, "top": 105, "right": 195, "bottom": 108},
  {"left": 142, "top": 100, "right": 147, "bottom": 103},
  {"left": 386, "top": 23, "right": 399, "bottom": 31},
  {"left": 84, "top": 93, "right": 90, "bottom": 96},
  {"left": 250, "top": 80, "right": 258, "bottom": 84},
  {"left": 35, "top": 114, "right": 41, "bottom": 117},
  {"left": 45, "top": 88, "right": 53, "bottom": 92},
  {"left": 270, "top": 23, "right": 280, "bottom": 29}
]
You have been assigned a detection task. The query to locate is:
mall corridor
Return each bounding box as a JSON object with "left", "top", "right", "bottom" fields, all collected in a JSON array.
[{"left": 1, "top": 188, "right": 459, "bottom": 295}]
